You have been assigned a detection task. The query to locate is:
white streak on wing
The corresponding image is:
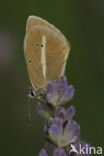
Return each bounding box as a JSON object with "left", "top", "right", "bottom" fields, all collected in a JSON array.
[{"left": 41, "top": 35, "right": 46, "bottom": 78}]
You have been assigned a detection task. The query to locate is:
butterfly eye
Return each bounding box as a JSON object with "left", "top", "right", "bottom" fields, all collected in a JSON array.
[
  {"left": 36, "top": 43, "right": 39, "bottom": 47},
  {"left": 29, "top": 60, "right": 31, "bottom": 63},
  {"left": 30, "top": 89, "right": 35, "bottom": 97},
  {"left": 41, "top": 44, "right": 44, "bottom": 47}
]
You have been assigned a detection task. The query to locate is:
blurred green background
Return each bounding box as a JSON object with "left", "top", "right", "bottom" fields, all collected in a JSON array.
[{"left": 0, "top": 0, "right": 104, "bottom": 155}]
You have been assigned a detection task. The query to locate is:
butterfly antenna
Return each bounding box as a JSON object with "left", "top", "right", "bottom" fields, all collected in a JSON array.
[{"left": 26, "top": 95, "right": 31, "bottom": 127}]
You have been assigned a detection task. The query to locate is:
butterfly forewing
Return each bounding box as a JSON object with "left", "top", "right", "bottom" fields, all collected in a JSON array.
[{"left": 24, "top": 16, "right": 70, "bottom": 89}]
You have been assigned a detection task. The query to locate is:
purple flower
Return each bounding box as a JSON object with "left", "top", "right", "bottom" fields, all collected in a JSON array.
[
  {"left": 39, "top": 148, "right": 67, "bottom": 156},
  {"left": 66, "top": 105, "right": 75, "bottom": 120},
  {"left": 36, "top": 102, "right": 52, "bottom": 119},
  {"left": 46, "top": 76, "right": 75, "bottom": 106},
  {"left": 45, "top": 141, "right": 56, "bottom": 155},
  {"left": 44, "top": 117, "right": 80, "bottom": 148},
  {"left": 39, "top": 141, "right": 91, "bottom": 156},
  {"left": 54, "top": 148, "right": 67, "bottom": 156},
  {"left": 56, "top": 105, "right": 75, "bottom": 121},
  {"left": 44, "top": 119, "right": 53, "bottom": 136},
  {"left": 56, "top": 107, "right": 66, "bottom": 119},
  {"left": 48, "top": 118, "right": 63, "bottom": 146}
]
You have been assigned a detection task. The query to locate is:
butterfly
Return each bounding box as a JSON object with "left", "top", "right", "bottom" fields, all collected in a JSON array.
[
  {"left": 24, "top": 16, "right": 70, "bottom": 125},
  {"left": 24, "top": 16, "right": 70, "bottom": 91}
]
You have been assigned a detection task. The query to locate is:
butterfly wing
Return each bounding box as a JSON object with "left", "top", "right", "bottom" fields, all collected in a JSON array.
[{"left": 24, "top": 16, "right": 70, "bottom": 89}]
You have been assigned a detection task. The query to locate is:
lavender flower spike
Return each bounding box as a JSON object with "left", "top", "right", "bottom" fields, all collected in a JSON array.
[
  {"left": 36, "top": 76, "right": 91, "bottom": 156},
  {"left": 46, "top": 76, "right": 75, "bottom": 106}
]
